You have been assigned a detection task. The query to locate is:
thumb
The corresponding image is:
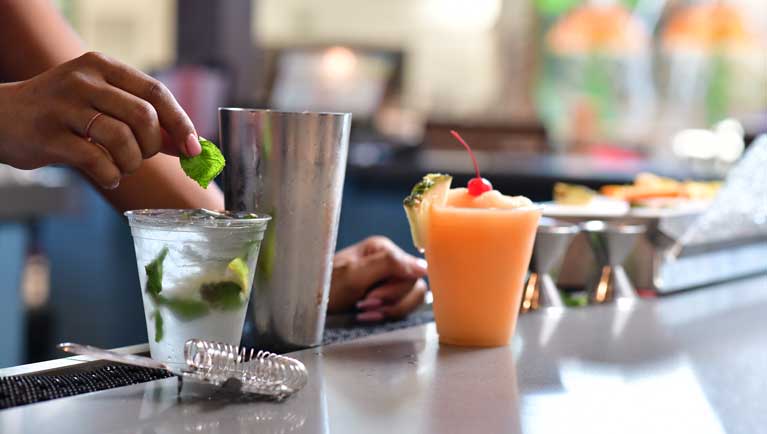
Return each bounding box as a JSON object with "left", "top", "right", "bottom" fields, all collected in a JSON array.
[
  {"left": 357, "top": 249, "right": 427, "bottom": 287},
  {"left": 160, "top": 128, "right": 200, "bottom": 157}
]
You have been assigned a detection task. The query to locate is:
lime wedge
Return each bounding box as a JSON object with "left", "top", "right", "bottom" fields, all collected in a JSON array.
[{"left": 226, "top": 257, "right": 250, "bottom": 292}]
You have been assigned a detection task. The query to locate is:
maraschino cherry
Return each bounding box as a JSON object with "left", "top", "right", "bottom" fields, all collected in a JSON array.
[{"left": 450, "top": 130, "right": 492, "bottom": 196}]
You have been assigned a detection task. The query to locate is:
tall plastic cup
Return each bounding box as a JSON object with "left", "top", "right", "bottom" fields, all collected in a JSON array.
[
  {"left": 125, "top": 209, "right": 270, "bottom": 366},
  {"left": 426, "top": 203, "right": 541, "bottom": 346}
]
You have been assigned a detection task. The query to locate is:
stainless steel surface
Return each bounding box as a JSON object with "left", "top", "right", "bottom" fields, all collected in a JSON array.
[
  {"left": 550, "top": 201, "right": 767, "bottom": 294},
  {"left": 2, "top": 275, "right": 765, "bottom": 434},
  {"left": 182, "top": 339, "right": 308, "bottom": 400},
  {"left": 581, "top": 221, "right": 645, "bottom": 303},
  {"left": 0, "top": 343, "right": 150, "bottom": 377},
  {"left": 58, "top": 343, "right": 167, "bottom": 370},
  {"left": 219, "top": 108, "right": 351, "bottom": 352},
  {"left": 521, "top": 219, "right": 579, "bottom": 312},
  {"left": 58, "top": 339, "right": 308, "bottom": 400}
]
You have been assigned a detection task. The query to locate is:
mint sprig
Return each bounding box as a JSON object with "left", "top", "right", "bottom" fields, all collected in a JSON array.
[
  {"left": 180, "top": 137, "right": 225, "bottom": 189},
  {"left": 153, "top": 311, "right": 164, "bottom": 343},
  {"left": 144, "top": 246, "right": 208, "bottom": 337},
  {"left": 200, "top": 281, "right": 244, "bottom": 310},
  {"left": 157, "top": 295, "right": 209, "bottom": 320},
  {"left": 143, "top": 247, "right": 252, "bottom": 345},
  {"left": 145, "top": 247, "right": 169, "bottom": 297}
]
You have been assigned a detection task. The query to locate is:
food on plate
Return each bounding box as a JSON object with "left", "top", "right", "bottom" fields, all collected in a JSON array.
[
  {"left": 553, "top": 182, "right": 597, "bottom": 205},
  {"left": 552, "top": 172, "right": 721, "bottom": 209},
  {"left": 601, "top": 172, "right": 720, "bottom": 205}
]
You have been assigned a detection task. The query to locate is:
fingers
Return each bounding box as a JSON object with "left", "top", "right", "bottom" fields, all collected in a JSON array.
[
  {"left": 356, "top": 279, "right": 428, "bottom": 323},
  {"left": 363, "top": 280, "right": 416, "bottom": 305},
  {"left": 78, "top": 52, "right": 199, "bottom": 156},
  {"left": 84, "top": 82, "right": 164, "bottom": 158},
  {"left": 379, "top": 279, "right": 427, "bottom": 319},
  {"left": 83, "top": 111, "right": 143, "bottom": 175},
  {"left": 351, "top": 237, "right": 427, "bottom": 290},
  {"left": 57, "top": 134, "right": 121, "bottom": 189},
  {"left": 327, "top": 236, "right": 428, "bottom": 316}
]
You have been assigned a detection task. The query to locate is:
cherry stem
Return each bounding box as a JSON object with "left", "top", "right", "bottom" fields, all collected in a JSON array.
[{"left": 450, "top": 130, "right": 481, "bottom": 180}]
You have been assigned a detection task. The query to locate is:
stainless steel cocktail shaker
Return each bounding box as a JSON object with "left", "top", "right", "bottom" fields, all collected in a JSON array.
[{"left": 219, "top": 108, "right": 351, "bottom": 352}]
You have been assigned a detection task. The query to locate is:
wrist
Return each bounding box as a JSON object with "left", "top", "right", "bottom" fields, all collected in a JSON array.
[{"left": 0, "top": 81, "right": 25, "bottom": 164}]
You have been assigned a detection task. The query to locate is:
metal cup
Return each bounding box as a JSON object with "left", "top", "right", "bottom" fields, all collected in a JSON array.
[
  {"left": 580, "top": 220, "right": 645, "bottom": 304},
  {"left": 521, "top": 218, "right": 579, "bottom": 313},
  {"left": 219, "top": 108, "right": 351, "bottom": 352}
]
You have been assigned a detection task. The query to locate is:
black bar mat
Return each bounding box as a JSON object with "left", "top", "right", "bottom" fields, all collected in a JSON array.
[
  {"left": 323, "top": 309, "right": 434, "bottom": 345},
  {"left": 0, "top": 364, "right": 173, "bottom": 410},
  {"left": 0, "top": 311, "right": 434, "bottom": 410}
]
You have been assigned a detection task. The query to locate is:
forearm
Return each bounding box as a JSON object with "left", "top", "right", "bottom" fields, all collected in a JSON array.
[
  {"left": 0, "top": 1, "right": 223, "bottom": 211},
  {"left": 0, "top": 81, "right": 24, "bottom": 166},
  {"left": 0, "top": 0, "right": 85, "bottom": 80},
  {"left": 101, "top": 153, "right": 225, "bottom": 212}
]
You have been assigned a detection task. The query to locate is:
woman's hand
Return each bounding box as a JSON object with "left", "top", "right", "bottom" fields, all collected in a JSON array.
[
  {"left": 0, "top": 51, "right": 199, "bottom": 189},
  {"left": 329, "top": 236, "right": 429, "bottom": 323}
]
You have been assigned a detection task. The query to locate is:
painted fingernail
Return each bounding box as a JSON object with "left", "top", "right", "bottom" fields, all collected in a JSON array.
[
  {"left": 415, "top": 258, "right": 428, "bottom": 271},
  {"left": 356, "top": 311, "right": 384, "bottom": 322},
  {"left": 106, "top": 179, "right": 120, "bottom": 190},
  {"left": 185, "top": 133, "right": 201, "bottom": 156},
  {"left": 356, "top": 298, "right": 383, "bottom": 310}
]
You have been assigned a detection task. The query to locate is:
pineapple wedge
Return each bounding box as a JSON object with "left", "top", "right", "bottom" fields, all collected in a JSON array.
[{"left": 403, "top": 174, "right": 452, "bottom": 251}]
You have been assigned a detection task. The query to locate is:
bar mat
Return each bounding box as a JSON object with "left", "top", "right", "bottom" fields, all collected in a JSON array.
[
  {"left": 0, "top": 364, "right": 173, "bottom": 410},
  {"left": 322, "top": 309, "right": 434, "bottom": 345},
  {"left": 0, "top": 310, "right": 434, "bottom": 410}
]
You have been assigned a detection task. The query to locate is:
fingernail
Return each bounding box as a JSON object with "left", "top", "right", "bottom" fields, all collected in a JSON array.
[
  {"left": 356, "top": 298, "right": 383, "bottom": 310},
  {"left": 415, "top": 258, "right": 428, "bottom": 271},
  {"left": 356, "top": 311, "right": 384, "bottom": 322},
  {"left": 106, "top": 179, "right": 120, "bottom": 190},
  {"left": 185, "top": 133, "right": 201, "bottom": 157}
]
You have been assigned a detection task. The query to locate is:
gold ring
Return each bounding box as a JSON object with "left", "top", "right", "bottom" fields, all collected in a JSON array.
[{"left": 84, "top": 112, "right": 103, "bottom": 142}]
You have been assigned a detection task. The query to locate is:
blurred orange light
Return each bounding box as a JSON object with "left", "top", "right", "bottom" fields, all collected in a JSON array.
[{"left": 321, "top": 46, "right": 358, "bottom": 80}]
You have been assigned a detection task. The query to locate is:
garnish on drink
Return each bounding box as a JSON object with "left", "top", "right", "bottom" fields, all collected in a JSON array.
[
  {"left": 403, "top": 173, "right": 452, "bottom": 252},
  {"left": 449, "top": 130, "right": 492, "bottom": 196},
  {"left": 403, "top": 131, "right": 533, "bottom": 252},
  {"left": 402, "top": 131, "right": 540, "bottom": 347}
]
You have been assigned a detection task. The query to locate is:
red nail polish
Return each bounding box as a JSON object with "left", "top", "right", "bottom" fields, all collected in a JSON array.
[
  {"left": 356, "top": 298, "right": 382, "bottom": 310},
  {"left": 356, "top": 311, "right": 384, "bottom": 322}
]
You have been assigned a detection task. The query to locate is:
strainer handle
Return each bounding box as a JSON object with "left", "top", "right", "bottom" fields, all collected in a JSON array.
[{"left": 58, "top": 342, "right": 170, "bottom": 372}]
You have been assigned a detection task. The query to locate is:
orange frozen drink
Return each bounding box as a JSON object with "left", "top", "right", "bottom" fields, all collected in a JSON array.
[
  {"left": 404, "top": 131, "right": 540, "bottom": 346},
  {"left": 427, "top": 189, "right": 540, "bottom": 345}
]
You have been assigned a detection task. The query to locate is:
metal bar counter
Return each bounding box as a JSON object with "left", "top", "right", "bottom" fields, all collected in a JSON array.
[{"left": 1, "top": 275, "right": 765, "bottom": 434}]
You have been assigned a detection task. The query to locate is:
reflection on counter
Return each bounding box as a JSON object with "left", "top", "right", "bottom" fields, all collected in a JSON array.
[{"left": 130, "top": 357, "right": 327, "bottom": 434}]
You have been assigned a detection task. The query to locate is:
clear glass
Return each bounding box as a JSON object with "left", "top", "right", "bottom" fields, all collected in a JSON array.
[{"left": 125, "top": 209, "right": 270, "bottom": 367}]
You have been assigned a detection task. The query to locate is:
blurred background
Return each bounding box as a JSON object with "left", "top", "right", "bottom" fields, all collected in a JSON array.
[{"left": 1, "top": 0, "right": 765, "bottom": 366}]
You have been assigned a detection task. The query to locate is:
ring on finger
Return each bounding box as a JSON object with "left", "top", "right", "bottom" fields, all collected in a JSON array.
[{"left": 84, "top": 112, "right": 103, "bottom": 143}]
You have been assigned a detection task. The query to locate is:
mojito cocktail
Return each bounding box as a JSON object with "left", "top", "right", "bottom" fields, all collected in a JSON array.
[{"left": 125, "top": 209, "right": 270, "bottom": 366}]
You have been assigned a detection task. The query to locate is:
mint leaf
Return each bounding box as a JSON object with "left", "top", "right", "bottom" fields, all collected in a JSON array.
[
  {"left": 157, "top": 295, "right": 209, "bottom": 321},
  {"left": 200, "top": 281, "right": 244, "bottom": 310},
  {"left": 145, "top": 247, "right": 169, "bottom": 297},
  {"left": 153, "top": 311, "right": 164, "bottom": 343},
  {"left": 257, "top": 208, "right": 276, "bottom": 283},
  {"left": 563, "top": 292, "right": 588, "bottom": 308},
  {"left": 180, "top": 137, "right": 225, "bottom": 188}
]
